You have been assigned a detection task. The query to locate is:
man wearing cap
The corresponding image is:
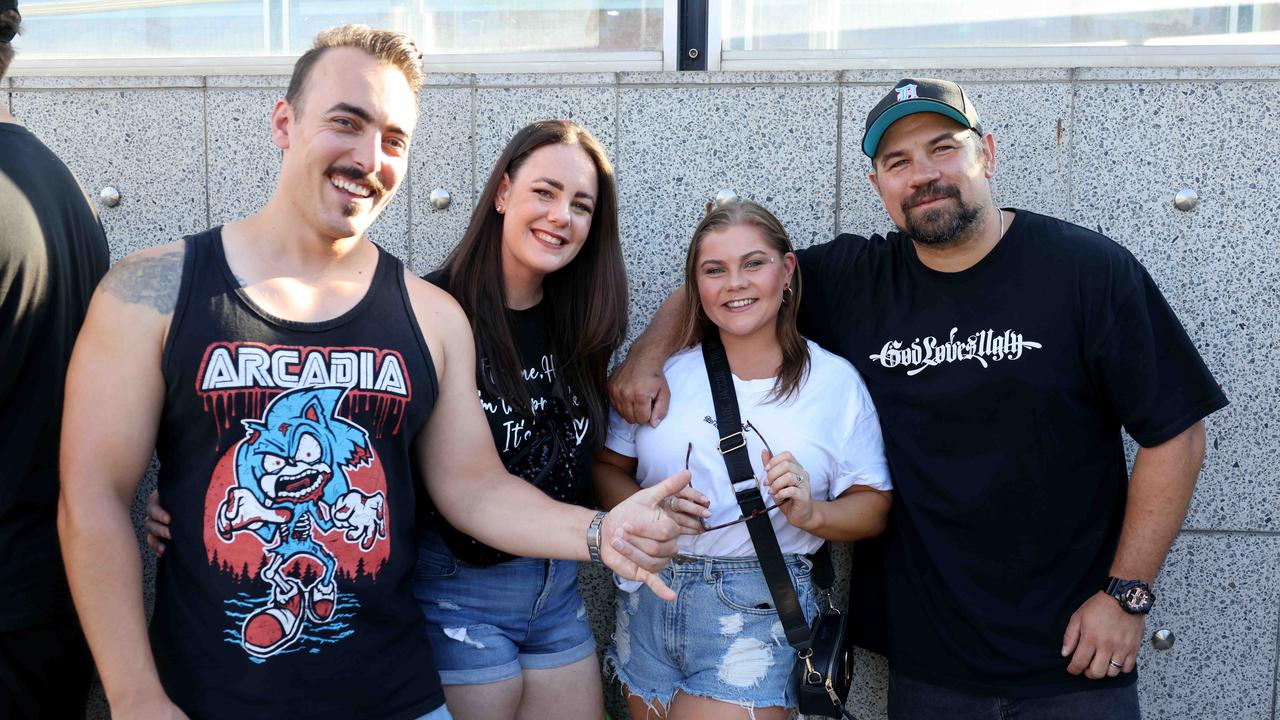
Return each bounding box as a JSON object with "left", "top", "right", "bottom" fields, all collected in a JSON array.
[
  {"left": 609, "top": 77, "right": 1226, "bottom": 717},
  {"left": 0, "top": 2, "right": 106, "bottom": 717}
]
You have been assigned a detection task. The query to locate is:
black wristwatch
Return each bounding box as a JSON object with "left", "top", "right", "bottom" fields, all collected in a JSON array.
[{"left": 1104, "top": 577, "right": 1156, "bottom": 614}]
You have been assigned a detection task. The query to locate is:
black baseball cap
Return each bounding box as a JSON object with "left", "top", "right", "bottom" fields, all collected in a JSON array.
[{"left": 862, "top": 77, "right": 982, "bottom": 159}]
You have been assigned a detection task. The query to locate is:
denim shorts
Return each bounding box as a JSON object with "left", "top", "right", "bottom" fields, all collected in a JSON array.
[
  {"left": 412, "top": 531, "right": 597, "bottom": 685},
  {"left": 605, "top": 554, "right": 817, "bottom": 711}
]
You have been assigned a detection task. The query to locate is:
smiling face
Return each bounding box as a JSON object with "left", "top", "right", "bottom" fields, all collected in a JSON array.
[
  {"left": 695, "top": 223, "right": 796, "bottom": 343},
  {"left": 272, "top": 46, "right": 417, "bottom": 241},
  {"left": 869, "top": 112, "right": 996, "bottom": 247},
  {"left": 495, "top": 142, "right": 599, "bottom": 287}
]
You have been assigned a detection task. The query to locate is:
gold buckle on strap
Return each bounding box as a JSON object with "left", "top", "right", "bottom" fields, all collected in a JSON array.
[
  {"left": 719, "top": 430, "right": 746, "bottom": 454},
  {"left": 799, "top": 648, "right": 822, "bottom": 685}
]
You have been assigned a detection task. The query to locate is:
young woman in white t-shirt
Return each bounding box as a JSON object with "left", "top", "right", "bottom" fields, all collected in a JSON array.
[{"left": 595, "top": 201, "right": 894, "bottom": 720}]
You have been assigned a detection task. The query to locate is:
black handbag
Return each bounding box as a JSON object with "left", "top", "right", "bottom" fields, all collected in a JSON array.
[
  {"left": 791, "top": 545, "right": 855, "bottom": 718},
  {"left": 700, "top": 334, "right": 855, "bottom": 719}
]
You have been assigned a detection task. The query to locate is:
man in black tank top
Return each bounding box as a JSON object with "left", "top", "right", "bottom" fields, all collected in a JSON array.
[{"left": 58, "top": 25, "right": 690, "bottom": 720}]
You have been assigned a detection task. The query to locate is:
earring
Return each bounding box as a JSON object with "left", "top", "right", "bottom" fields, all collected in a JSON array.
[
  {"left": 496, "top": 204, "right": 504, "bottom": 214},
  {"left": 782, "top": 285, "right": 793, "bottom": 304}
]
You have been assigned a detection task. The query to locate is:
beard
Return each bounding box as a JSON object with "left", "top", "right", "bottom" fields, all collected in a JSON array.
[{"left": 898, "top": 181, "right": 983, "bottom": 247}]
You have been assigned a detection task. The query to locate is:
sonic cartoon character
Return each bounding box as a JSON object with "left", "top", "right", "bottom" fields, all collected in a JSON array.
[{"left": 214, "top": 386, "right": 385, "bottom": 658}]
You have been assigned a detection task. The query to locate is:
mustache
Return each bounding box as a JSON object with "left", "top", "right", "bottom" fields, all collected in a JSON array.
[
  {"left": 326, "top": 164, "right": 388, "bottom": 197},
  {"left": 902, "top": 182, "right": 961, "bottom": 213}
]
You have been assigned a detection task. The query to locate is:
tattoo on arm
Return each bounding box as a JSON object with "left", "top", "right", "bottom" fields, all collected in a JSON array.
[{"left": 99, "top": 248, "right": 184, "bottom": 314}]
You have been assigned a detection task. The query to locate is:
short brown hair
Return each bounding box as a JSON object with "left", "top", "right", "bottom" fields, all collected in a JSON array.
[
  {"left": 285, "top": 24, "right": 425, "bottom": 110},
  {"left": 0, "top": 7, "right": 21, "bottom": 80}
]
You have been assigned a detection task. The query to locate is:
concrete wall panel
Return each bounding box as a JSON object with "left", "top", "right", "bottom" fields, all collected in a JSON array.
[
  {"left": 616, "top": 84, "right": 839, "bottom": 346},
  {"left": 1173, "top": 82, "right": 1280, "bottom": 534},
  {"left": 409, "top": 87, "right": 474, "bottom": 275},
  {"left": 472, "top": 83, "right": 618, "bottom": 198},
  {"left": 206, "top": 89, "right": 281, "bottom": 229},
  {"left": 963, "top": 82, "right": 1072, "bottom": 219},
  {"left": 11, "top": 88, "right": 207, "bottom": 261},
  {"left": 1139, "top": 533, "right": 1280, "bottom": 719},
  {"left": 837, "top": 83, "right": 894, "bottom": 239},
  {"left": 844, "top": 647, "right": 890, "bottom": 720}
]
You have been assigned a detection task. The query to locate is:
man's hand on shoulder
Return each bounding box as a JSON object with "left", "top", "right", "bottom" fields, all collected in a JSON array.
[
  {"left": 608, "top": 350, "right": 671, "bottom": 427},
  {"left": 608, "top": 288, "right": 689, "bottom": 427},
  {"left": 1062, "top": 591, "right": 1144, "bottom": 679}
]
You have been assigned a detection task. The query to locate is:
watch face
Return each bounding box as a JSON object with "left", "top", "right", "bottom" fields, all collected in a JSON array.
[{"left": 1121, "top": 585, "right": 1153, "bottom": 612}]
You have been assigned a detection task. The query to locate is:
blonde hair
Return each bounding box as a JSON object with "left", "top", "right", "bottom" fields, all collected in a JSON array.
[
  {"left": 678, "top": 201, "right": 810, "bottom": 403},
  {"left": 286, "top": 24, "right": 425, "bottom": 108}
]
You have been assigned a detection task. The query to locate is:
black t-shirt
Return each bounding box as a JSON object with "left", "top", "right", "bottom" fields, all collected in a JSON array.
[
  {"left": 796, "top": 210, "right": 1227, "bottom": 697},
  {"left": 423, "top": 271, "right": 595, "bottom": 566},
  {"left": 152, "top": 229, "right": 444, "bottom": 719},
  {"left": 0, "top": 123, "right": 109, "bottom": 630}
]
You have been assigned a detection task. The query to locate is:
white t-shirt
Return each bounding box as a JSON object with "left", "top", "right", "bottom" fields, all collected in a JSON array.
[{"left": 606, "top": 340, "right": 891, "bottom": 565}]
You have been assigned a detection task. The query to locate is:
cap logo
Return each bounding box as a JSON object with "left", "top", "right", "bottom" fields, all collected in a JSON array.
[{"left": 895, "top": 84, "right": 918, "bottom": 102}]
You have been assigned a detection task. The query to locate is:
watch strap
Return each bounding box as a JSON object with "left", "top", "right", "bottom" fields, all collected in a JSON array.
[
  {"left": 1104, "top": 576, "right": 1155, "bottom": 613},
  {"left": 586, "top": 511, "right": 607, "bottom": 565}
]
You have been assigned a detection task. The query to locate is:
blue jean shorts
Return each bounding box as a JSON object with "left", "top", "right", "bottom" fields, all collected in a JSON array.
[
  {"left": 605, "top": 554, "right": 817, "bottom": 711},
  {"left": 412, "top": 531, "right": 597, "bottom": 685}
]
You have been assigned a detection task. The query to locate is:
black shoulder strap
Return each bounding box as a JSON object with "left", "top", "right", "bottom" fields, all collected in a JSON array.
[{"left": 701, "top": 333, "right": 811, "bottom": 651}]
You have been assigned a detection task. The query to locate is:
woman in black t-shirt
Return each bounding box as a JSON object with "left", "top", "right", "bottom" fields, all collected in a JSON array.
[{"left": 412, "top": 119, "right": 627, "bottom": 719}]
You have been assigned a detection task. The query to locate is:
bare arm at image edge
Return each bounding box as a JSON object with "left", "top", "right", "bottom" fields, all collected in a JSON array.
[
  {"left": 608, "top": 288, "right": 687, "bottom": 426},
  {"left": 58, "top": 243, "right": 191, "bottom": 719}
]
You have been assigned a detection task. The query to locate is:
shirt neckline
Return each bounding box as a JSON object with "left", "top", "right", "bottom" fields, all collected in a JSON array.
[
  {"left": 212, "top": 226, "right": 388, "bottom": 333},
  {"left": 902, "top": 208, "right": 1024, "bottom": 283}
]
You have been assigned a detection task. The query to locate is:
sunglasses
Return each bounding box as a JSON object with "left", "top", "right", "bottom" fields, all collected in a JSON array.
[{"left": 685, "top": 420, "right": 790, "bottom": 532}]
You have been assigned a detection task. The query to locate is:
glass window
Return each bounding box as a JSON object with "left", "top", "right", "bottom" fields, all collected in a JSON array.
[
  {"left": 12, "top": 0, "right": 662, "bottom": 60},
  {"left": 723, "top": 1, "right": 1280, "bottom": 51},
  {"left": 420, "top": 1, "right": 663, "bottom": 55}
]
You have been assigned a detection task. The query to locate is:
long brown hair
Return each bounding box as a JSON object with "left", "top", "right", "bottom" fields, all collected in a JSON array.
[
  {"left": 440, "top": 120, "right": 627, "bottom": 448},
  {"left": 678, "top": 201, "right": 809, "bottom": 403}
]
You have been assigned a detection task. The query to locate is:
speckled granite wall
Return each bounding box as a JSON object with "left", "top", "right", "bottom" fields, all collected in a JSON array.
[{"left": 11, "top": 67, "right": 1276, "bottom": 720}]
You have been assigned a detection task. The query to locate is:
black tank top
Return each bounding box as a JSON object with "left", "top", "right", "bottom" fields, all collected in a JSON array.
[{"left": 151, "top": 228, "right": 444, "bottom": 719}]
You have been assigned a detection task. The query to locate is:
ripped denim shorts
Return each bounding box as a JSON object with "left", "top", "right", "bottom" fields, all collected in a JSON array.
[
  {"left": 605, "top": 554, "right": 817, "bottom": 712},
  {"left": 412, "top": 530, "right": 597, "bottom": 685}
]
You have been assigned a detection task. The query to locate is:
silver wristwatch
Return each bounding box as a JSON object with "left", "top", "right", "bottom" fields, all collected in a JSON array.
[{"left": 586, "top": 511, "right": 607, "bottom": 565}]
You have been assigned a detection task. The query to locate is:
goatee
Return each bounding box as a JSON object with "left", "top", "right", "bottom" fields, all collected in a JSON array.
[{"left": 898, "top": 182, "right": 983, "bottom": 247}]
